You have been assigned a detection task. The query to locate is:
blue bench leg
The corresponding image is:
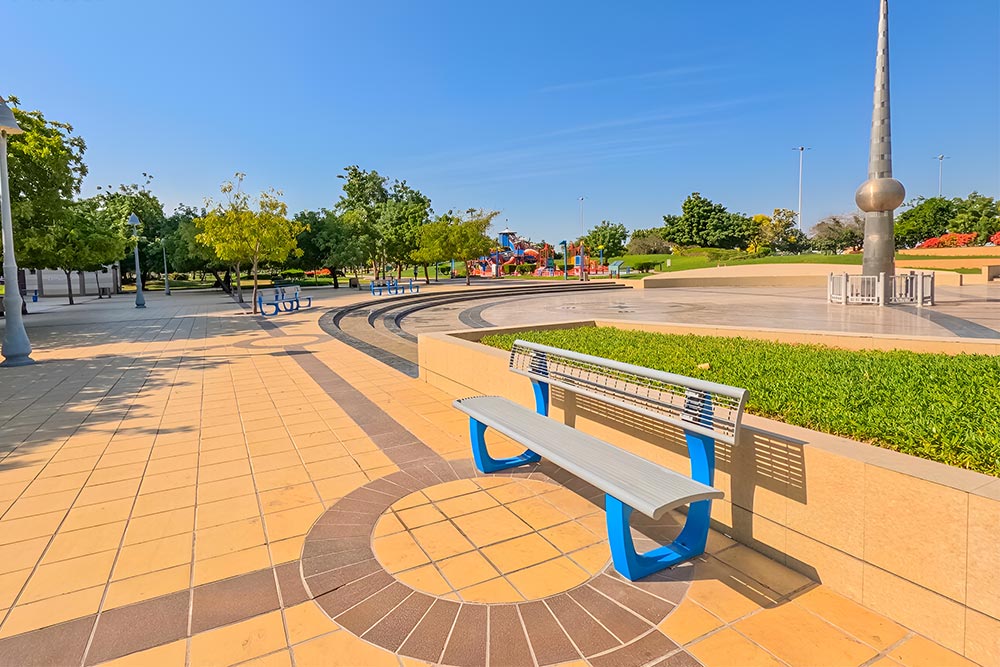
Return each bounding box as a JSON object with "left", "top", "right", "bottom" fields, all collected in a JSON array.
[
  {"left": 606, "top": 494, "right": 713, "bottom": 580},
  {"left": 261, "top": 303, "right": 279, "bottom": 316},
  {"left": 469, "top": 418, "right": 541, "bottom": 473}
]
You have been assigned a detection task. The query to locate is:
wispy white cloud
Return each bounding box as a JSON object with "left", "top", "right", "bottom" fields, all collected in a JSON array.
[{"left": 538, "top": 65, "right": 721, "bottom": 93}]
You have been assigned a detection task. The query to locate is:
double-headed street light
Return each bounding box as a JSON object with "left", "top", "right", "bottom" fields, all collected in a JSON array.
[
  {"left": 128, "top": 214, "right": 146, "bottom": 308},
  {"left": 0, "top": 97, "right": 34, "bottom": 367}
]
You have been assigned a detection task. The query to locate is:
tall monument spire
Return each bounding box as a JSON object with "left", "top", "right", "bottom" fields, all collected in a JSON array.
[{"left": 856, "top": 0, "right": 905, "bottom": 283}]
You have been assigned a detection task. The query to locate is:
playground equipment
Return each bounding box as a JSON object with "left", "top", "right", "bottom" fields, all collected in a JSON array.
[
  {"left": 533, "top": 241, "right": 609, "bottom": 278},
  {"left": 470, "top": 228, "right": 542, "bottom": 277}
]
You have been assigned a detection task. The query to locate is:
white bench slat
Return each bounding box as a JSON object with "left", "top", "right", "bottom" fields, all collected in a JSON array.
[{"left": 453, "top": 395, "right": 722, "bottom": 520}]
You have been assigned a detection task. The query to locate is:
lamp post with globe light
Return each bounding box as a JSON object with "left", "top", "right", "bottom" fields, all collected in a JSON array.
[
  {"left": 0, "top": 97, "right": 34, "bottom": 367},
  {"left": 129, "top": 214, "right": 146, "bottom": 308}
]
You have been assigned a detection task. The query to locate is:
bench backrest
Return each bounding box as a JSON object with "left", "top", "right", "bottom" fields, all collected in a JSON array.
[
  {"left": 278, "top": 285, "right": 300, "bottom": 299},
  {"left": 508, "top": 339, "right": 748, "bottom": 446}
]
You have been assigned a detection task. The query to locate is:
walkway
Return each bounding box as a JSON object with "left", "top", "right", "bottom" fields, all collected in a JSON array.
[{"left": 0, "top": 289, "right": 983, "bottom": 666}]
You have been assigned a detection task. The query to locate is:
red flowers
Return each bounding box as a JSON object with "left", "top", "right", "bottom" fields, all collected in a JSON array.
[{"left": 916, "top": 232, "right": 978, "bottom": 249}]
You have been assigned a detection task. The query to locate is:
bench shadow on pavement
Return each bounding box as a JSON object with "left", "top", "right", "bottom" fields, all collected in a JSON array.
[{"left": 543, "top": 389, "right": 816, "bottom": 605}]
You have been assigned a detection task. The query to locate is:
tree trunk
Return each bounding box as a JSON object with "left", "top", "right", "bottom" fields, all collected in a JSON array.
[
  {"left": 235, "top": 263, "right": 243, "bottom": 303},
  {"left": 251, "top": 261, "right": 259, "bottom": 314},
  {"left": 64, "top": 270, "right": 74, "bottom": 305},
  {"left": 95, "top": 271, "right": 102, "bottom": 299},
  {"left": 210, "top": 270, "right": 232, "bottom": 294},
  {"left": 465, "top": 262, "right": 471, "bottom": 286},
  {"left": 330, "top": 267, "right": 339, "bottom": 289},
  {"left": 423, "top": 264, "right": 430, "bottom": 285},
  {"left": 397, "top": 264, "right": 402, "bottom": 280}
]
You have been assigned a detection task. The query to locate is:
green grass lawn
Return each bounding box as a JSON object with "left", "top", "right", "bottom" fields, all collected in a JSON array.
[
  {"left": 606, "top": 250, "right": 994, "bottom": 275},
  {"left": 481, "top": 327, "right": 1000, "bottom": 476}
]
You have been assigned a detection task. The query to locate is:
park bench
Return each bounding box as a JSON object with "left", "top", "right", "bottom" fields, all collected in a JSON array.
[
  {"left": 453, "top": 339, "right": 748, "bottom": 581},
  {"left": 257, "top": 285, "right": 312, "bottom": 316},
  {"left": 370, "top": 278, "right": 420, "bottom": 296}
]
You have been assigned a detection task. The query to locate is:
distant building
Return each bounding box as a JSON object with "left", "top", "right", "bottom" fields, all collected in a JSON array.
[{"left": 28, "top": 264, "right": 121, "bottom": 298}]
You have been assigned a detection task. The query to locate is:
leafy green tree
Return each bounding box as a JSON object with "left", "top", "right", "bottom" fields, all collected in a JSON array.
[
  {"left": 31, "top": 202, "right": 127, "bottom": 305},
  {"left": 379, "top": 180, "right": 432, "bottom": 279},
  {"left": 413, "top": 219, "right": 454, "bottom": 282},
  {"left": 87, "top": 178, "right": 166, "bottom": 282},
  {"left": 894, "top": 197, "right": 956, "bottom": 248},
  {"left": 335, "top": 166, "right": 389, "bottom": 276},
  {"left": 810, "top": 214, "right": 864, "bottom": 254},
  {"left": 627, "top": 228, "right": 673, "bottom": 255},
  {"left": 751, "top": 208, "right": 809, "bottom": 252},
  {"left": 663, "top": 193, "right": 756, "bottom": 249},
  {"left": 196, "top": 174, "right": 305, "bottom": 312},
  {"left": 950, "top": 193, "right": 999, "bottom": 240},
  {"left": 581, "top": 221, "right": 627, "bottom": 261},
  {"left": 4, "top": 96, "right": 87, "bottom": 268},
  {"left": 165, "top": 205, "right": 234, "bottom": 290}
]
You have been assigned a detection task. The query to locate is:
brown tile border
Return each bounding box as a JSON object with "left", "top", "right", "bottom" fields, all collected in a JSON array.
[
  {"left": 190, "top": 568, "right": 280, "bottom": 634},
  {"left": 86, "top": 590, "right": 190, "bottom": 665},
  {"left": 301, "top": 466, "right": 694, "bottom": 665},
  {"left": 0, "top": 615, "right": 95, "bottom": 667}
]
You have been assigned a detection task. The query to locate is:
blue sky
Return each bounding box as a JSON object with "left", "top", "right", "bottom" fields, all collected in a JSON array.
[{"left": 6, "top": 0, "right": 999, "bottom": 243}]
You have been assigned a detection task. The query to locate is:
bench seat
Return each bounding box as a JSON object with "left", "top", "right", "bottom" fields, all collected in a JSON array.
[{"left": 453, "top": 395, "right": 722, "bottom": 520}]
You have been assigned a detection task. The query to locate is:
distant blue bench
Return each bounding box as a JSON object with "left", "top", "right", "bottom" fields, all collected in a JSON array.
[
  {"left": 257, "top": 285, "right": 312, "bottom": 316},
  {"left": 370, "top": 278, "right": 420, "bottom": 296},
  {"left": 453, "top": 340, "right": 748, "bottom": 581}
]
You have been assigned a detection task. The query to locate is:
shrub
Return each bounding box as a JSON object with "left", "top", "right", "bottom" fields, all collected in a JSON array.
[
  {"left": 633, "top": 261, "right": 658, "bottom": 272},
  {"left": 280, "top": 268, "right": 306, "bottom": 278},
  {"left": 168, "top": 273, "right": 189, "bottom": 281},
  {"left": 480, "top": 327, "right": 1000, "bottom": 476},
  {"left": 990, "top": 231, "right": 1000, "bottom": 246},
  {"left": 516, "top": 264, "right": 533, "bottom": 275},
  {"left": 917, "top": 232, "right": 978, "bottom": 249}
]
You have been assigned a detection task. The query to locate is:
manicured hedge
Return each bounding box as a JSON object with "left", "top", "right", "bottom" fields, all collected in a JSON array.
[{"left": 480, "top": 327, "right": 1000, "bottom": 476}]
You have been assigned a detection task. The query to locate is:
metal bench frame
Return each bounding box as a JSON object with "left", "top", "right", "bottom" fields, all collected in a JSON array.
[
  {"left": 456, "top": 339, "right": 748, "bottom": 580},
  {"left": 257, "top": 286, "right": 312, "bottom": 316}
]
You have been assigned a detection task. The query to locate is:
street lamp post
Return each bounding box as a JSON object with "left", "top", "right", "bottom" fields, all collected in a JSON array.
[
  {"left": 129, "top": 214, "right": 146, "bottom": 308},
  {"left": 161, "top": 239, "right": 171, "bottom": 296},
  {"left": 793, "top": 146, "right": 811, "bottom": 231},
  {"left": 933, "top": 154, "right": 950, "bottom": 197},
  {"left": 0, "top": 97, "right": 33, "bottom": 367},
  {"left": 578, "top": 197, "right": 586, "bottom": 282},
  {"left": 560, "top": 240, "right": 568, "bottom": 280}
]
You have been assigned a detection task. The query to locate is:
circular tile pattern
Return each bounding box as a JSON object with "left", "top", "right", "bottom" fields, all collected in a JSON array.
[{"left": 372, "top": 477, "right": 609, "bottom": 603}]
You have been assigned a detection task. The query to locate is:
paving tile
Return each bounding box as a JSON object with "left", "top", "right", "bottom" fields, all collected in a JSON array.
[
  {"left": 113, "top": 532, "right": 193, "bottom": 580},
  {"left": 138, "top": 469, "right": 197, "bottom": 495},
  {"left": 306, "top": 560, "right": 383, "bottom": 598},
  {"left": 507, "top": 556, "right": 591, "bottom": 600},
  {"left": 131, "top": 486, "right": 196, "bottom": 517},
  {"left": 0, "top": 584, "right": 104, "bottom": 637},
  {"left": 545, "top": 594, "right": 620, "bottom": 657},
  {"left": 85, "top": 590, "right": 189, "bottom": 665},
  {"left": 519, "top": 599, "right": 581, "bottom": 665},
  {"left": 259, "top": 482, "right": 321, "bottom": 513},
  {"left": 123, "top": 506, "right": 194, "bottom": 546},
  {"left": 793, "top": 585, "right": 907, "bottom": 651},
  {"left": 459, "top": 577, "right": 525, "bottom": 603},
  {"left": 395, "top": 563, "right": 453, "bottom": 596},
  {"left": 0, "top": 511, "right": 67, "bottom": 545},
  {"left": 452, "top": 506, "right": 534, "bottom": 547},
  {"left": 195, "top": 516, "right": 266, "bottom": 560},
  {"left": 440, "top": 603, "right": 487, "bottom": 667},
  {"left": 22, "top": 549, "right": 117, "bottom": 603},
  {"left": 396, "top": 504, "right": 447, "bottom": 529},
  {"left": 0, "top": 569, "right": 32, "bottom": 610},
  {"left": 362, "top": 592, "right": 434, "bottom": 651},
  {"left": 486, "top": 604, "right": 533, "bottom": 666},
  {"left": 275, "top": 561, "right": 310, "bottom": 606},
  {"left": 570, "top": 584, "right": 652, "bottom": 644},
  {"left": 569, "top": 542, "right": 611, "bottom": 575},
  {"left": 887, "top": 636, "right": 979, "bottom": 667},
  {"left": 96, "top": 638, "right": 187, "bottom": 667},
  {"left": 374, "top": 531, "right": 430, "bottom": 573},
  {"left": 398, "top": 598, "right": 461, "bottom": 663},
  {"left": 315, "top": 570, "right": 395, "bottom": 618},
  {"left": 589, "top": 631, "right": 679, "bottom": 667},
  {"left": 293, "top": 629, "right": 399, "bottom": 667},
  {"left": 60, "top": 498, "right": 134, "bottom": 532},
  {"left": 270, "top": 535, "right": 306, "bottom": 564},
  {"left": 189, "top": 610, "right": 286, "bottom": 667},
  {"left": 437, "top": 551, "right": 501, "bottom": 591},
  {"left": 482, "top": 533, "right": 562, "bottom": 573},
  {"left": 263, "top": 503, "right": 323, "bottom": 542},
  {"left": 336, "top": 582, "right": 411, "bottom": 636},
  {"left": 688, "top": 627, "right": 784, "bottom": 667},
  {"left": 657, "top": 598, "right": 724, "bottom": 645},
  {"left": 540, "top": 521, "right": 603, "bottom": 553},
  {"left": 193, "top": 544, "right": 271, "bottom": 586},
  {"left": 735, "top": 603, "right": 878, "bottom": 666},
  {"left": 190, "top": 568, "right": 280, "bottom": 633},
  {"left": 410, "top": 520, "right": 476, "bottom": 561},
  {"left": 197, "top": 475, "right": 256, "bottom": 504},
  {"left": 715, "top": 545, "right": 814, "bottom": 597},
  {"left": 103, "top": 564, "right": 191, "bottom": 609},
  {"left": 285, "top": 600, "right": 338, "bottom": 645},
  {"left": 0, "top": 614, "right": 96, "bottom": 667}
]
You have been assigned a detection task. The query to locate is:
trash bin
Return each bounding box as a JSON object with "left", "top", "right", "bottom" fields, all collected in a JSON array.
[{"left": 32, "top": 290, "right": 38, "bottom": 303}]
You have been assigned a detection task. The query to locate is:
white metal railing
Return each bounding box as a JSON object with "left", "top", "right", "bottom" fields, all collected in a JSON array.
[{"left": 827, "top": 271, "right": 935, "bottom": 307}]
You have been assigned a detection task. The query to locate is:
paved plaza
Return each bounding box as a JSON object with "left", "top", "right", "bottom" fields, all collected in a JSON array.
[{"left": 0, "top": 285, "right": 990, "bottom": 666}]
